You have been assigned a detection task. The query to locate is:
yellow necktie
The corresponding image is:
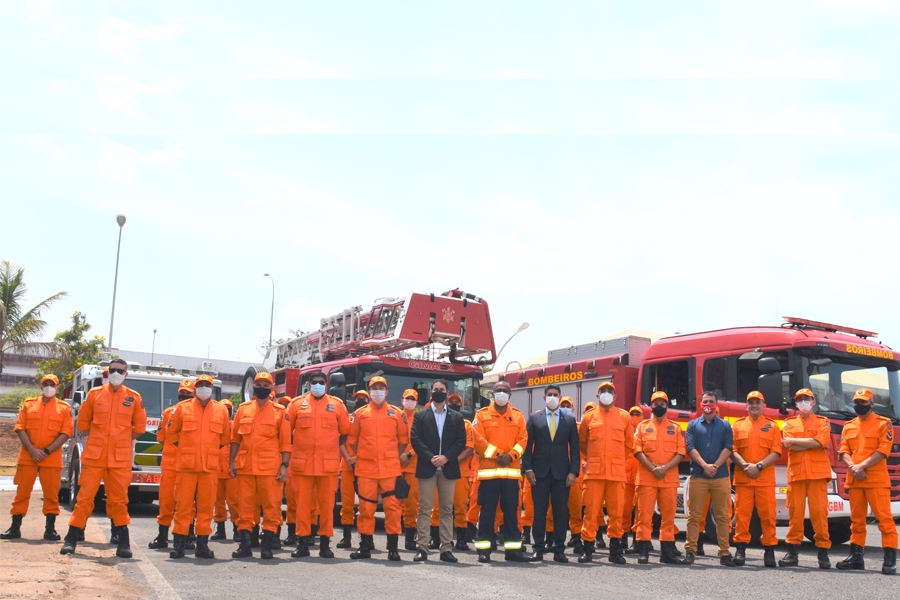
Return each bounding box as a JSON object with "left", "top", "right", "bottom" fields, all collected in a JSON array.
[{"left": 549, "top": 411, "right": 556, "bottom": 440}]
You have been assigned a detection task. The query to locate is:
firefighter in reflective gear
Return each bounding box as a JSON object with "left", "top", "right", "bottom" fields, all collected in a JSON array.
[
  {"left": 471, "top": 381, "right": 530, "bottom": 562},
  {"left": 633, "top": 391, "right": 685, "bottom": 564},
  {"left": 837, "top": 388, "right": 897, "bottom": 575},
  {"left": 287, "top": 371, "right": 351, "bottom": 559},
  {"left": 448, "top": 393, "right": 475, "bottom": 550},
  {"left": 228, "top": 372, "right": 291, "bottom": 559},
  {"left": 2, "top": 374, "right": 73, "bottom": 542},
  {"left": 61, "top": 359, "right": 146, "bottom": 558},
  {"left": 337, "top": 390, "right": 369, "bottom": 549},
  {"left": 577, "top": 382, "right": 634, "bottom": 564},
  {"left": 167, "top": 375, "right": 231, "bottom": 559},
  {"left": 347, "top": 376, "right": 408, "bottom": 561},
  {"left": 621, "top": 405, "right": 643, "bottom": 553},
  {"left": 212, "top": 398, "right": 238, "bottom": 541},
  {"left": 399, "top": 388, "right": 420, "bottom": 550},
  {"left": 779, "top": 388, "right": 832, "bottom": 569},
  {"left": 730, "top": 391, "right": 783, "bottom": 567},
  {"left": 148, "top": 379, "right": 194, "bottom": 550}
]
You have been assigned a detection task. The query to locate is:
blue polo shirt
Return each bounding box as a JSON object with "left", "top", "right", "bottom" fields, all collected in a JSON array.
[{"left": 685, "top": 414, "right": 733, "bottom": 479}]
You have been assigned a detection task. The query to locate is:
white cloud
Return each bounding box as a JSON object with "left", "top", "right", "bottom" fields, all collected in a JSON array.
[
  {"left": 97, "top": 140, "right": 185, "bottom": 183},
  {"left": 227, "top": 99, "right": 348, "bottom": 134},
  {"left": 281, "top": 298, "right": 336, "bottom": 330},
  {"left": 232, "top": 45, "right": 346, "bottom": 79},
  {"left": 97, "top": 79, "right": 184, "bottom": 113},
  {"left": 97, "top": 15, "right": 185, "bottom": 57},
  {"left": 26, "top": 0, "right": 53, "bottom": 20}
]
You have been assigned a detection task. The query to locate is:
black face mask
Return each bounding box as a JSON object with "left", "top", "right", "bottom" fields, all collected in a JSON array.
[
  {"left": 178, "top": 395, "right": 193, "bottom": 402},
  {"left": 449, "top": 403, "right": 461, "bottom": 412},
  {"left": 853, "top": 403, "right": 872, "bottom": 416},
  {"left": 354, "top": 399, "right": 368, "bottom": 411},
  {"left": 652, "top": 405, "right": 667, "bottom": 418},
  {"left": 431, "top": 390, "right": 447, "bottom": 404},
  {"left": 253, "top": 387, "right": 270, "bottom": 400}
]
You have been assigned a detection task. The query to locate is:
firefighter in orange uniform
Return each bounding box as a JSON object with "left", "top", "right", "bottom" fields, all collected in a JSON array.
[
  {"left": 399, "top": 389, "right": 421, "bottom": 550},
  {"left": 730, "top": 391, "right": 783, "bottom": 568},
  {"left": 472, "top": 380, "right": 530, "bottom": 563},
  {"left": 559, "top": 397, "right": 585, "bottom": 555},
  {"left": 347, "top": 376, "right": 408, "bottom": 561},
  {"left": 212, "top": 398, "right": 238, "bottom": 541},
  {"left": 1, "top": 375, "right": 73, "bottom": 542},
  {"left": 167, "top": 374, "right": 230, "bottom": 559},
  {"left": 61, "top": 359, "right": 146, "bottom": 558},
  {"left": 779, "top": 388, "right": 832, "bottom": 569},
  {"left": 577, "top": 382, "right": 633, "bottom": 564},
  {"left": 633, "top": 391, "right": 685, "bottom": 564},
  {"left": 336, "top": 390, "right": 369, "bottom": 549},
  {"left": 836, "top": 388, "right": 897, "bottom": 575},
  {"left": 148, "top": 379, "right": 194, "bottom": 550},
  {"left": 449, "top": 393, "right": 475, "bottom": 550},
  {"left": 228, "top": 372, "right": 290, "bottom": 559},
  {"left": 621, "top": 405, "right": 643, "bottom": 554},
  {"left": 287, "top": 370, "right": 351, "bottom": 559}
]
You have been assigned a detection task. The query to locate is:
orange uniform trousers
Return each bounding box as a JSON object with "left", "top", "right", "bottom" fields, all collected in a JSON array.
[
  {"left": 157, "top": 468, "right": 176, "bottom": 526},
  {"left": 568, "top": 477, "right": 584, "bottom": 535},
  {"left": 285, "top": 477, "right": 295, "bottom": 525},
  {"left": 583, "top": 479, "right": 623, "bottom": 541},
  {"left": 850, "top": 487, "right": 897, "bottom": 548},
  {"left": 620, "top": 482, "right": 636, "bottom": 534},
  {"left": 10, "top": 465, "right": 61, "bottom": 516},
  {"left": 402, "top": 472, "right": 419, "bottom": 530},
  {"left": 236, "top": 475, "right": 282, "bottom": 533},
  {"left": 174, "top": 471, "right": 216, "bottom": 536},
  {"left": 357, "top": 477, "right": 402, "bottom": 535},
  {"left": 214, "top": 476, "right": 238, "bottom": 523},
  {"left": 69, "top": 466, "right": 131, "bottom": 528},
  {"left": 294, "top": 474, "right": 338, "bottom": 537},
  {"left": 734, "top": 485, "right": 777, "bottom": 546},
  {"left": 786, "top": 478, "right": 831, "bottom": 549},
  {"left": 454, "top": 476, "right": 470, "bottom": 529},
  {"left": 339, "top": 470, "right": 356, "bottom": 525},
  {"left": 635, "top": 486, "right": 677, "bottom": 543}
]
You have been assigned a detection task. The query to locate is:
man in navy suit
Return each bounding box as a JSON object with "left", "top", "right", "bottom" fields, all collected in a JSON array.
[{"left": 522, "top": 384, "right": 580, "bottom": 562}]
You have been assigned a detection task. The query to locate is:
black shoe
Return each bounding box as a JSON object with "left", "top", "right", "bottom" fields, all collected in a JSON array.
[
  {"left": 545, "top": 531, "right": 554, "bottom": 549},
  {"left": 350, "top": 535, "right": 373, "bottom": 559},
  {"left": 553, "top": 551, "right": 568, "bottom": 563},
  {"left": 260, "top": 530, "right": 275, "bottom": 560},
  {"left": 361, "top": 534, "right": 375, "bottom": 550},
  {"left": 778, "top": 545, "right": 799, "bottom": 567},
  {"left": 271, "top": 526, "right": 282, "bottom": 550},
  {"left": 195, "top": 535, "right": 215, "bottom": 559},
  {"left": 596, "top": 530, "right": 607, "bottom": 549},
  {"left": 291, "top": 537, "right": 310, "bottom": 558},
  {"left": 836, "top": 544, "right": 865, "bottom": 570},
  {"left": 764, "top": 547, "right": 777, "bottom": 568},
  {"left": 284, "top": 523, "right": 297, "bottom": 546},
  {"left": 429, "top": 526, "right": 440, "bottom": 550},
  {"left": 109, "top": 520, "right": 119, "bottom": 544},
  {"left": 638, "top": 541, "right": 652, "bottom": 565},
  {"left": 115, "top": 525, "right": 132, "bottom": 559},
  {"left": 734, "top": 543, "right": 746, "bottom": 566},
  {"left": 250, "top": 525, "right": 260, "bottom": 548},
  {"left": 818, "top": 548, "right": 831, "bottom": 570},
  {"left": 529, "top": 549, "right": 544, "bottom": 561},
  {"left": 883, "top": 547, "right": 897, "bottom": 575},
  {"left": 184, "top": 525, "right": 195, "bottom": 550},
  {"left": 43, "top": 514, "right": 60, "bottom": 541},
  {"left": 521, "top": 526, "right": 532, "bottom": 545},
  {"left": 720, "top": 554, "right": 737, "bottom": 567},
  {"left": 505, "top": 550, "right": 531, "bottom": 562},
  {"left": 169, "top": 534, "right": 186, "bottom": 559},
  {"left": 148, "top": 524, "right": 170, "bottom": 549},
  {"left": 578, "top": 540, "right": 594, "bottom": 563},
  {"left": 387, "top": 533, "right": 401, "bottom": 561},
  {"left": 659, "top": 541, "right": 683, "bottom": 565},
  {"left": 440, "top": 551, "right": 458, "bottom": 563},
  {"left": 232, "top": 530, "right": 253, "bottom": 558},
  {"left": 0, "top": 514, "right": 22, "bottom": 540},
  {"left": 455, "top": 527, "right": 469, "bottom": 551},
  {"left": 414, "top": 549, "right": 428, "bottom": 562},
  {"left": 319, "top": 536, "right": 334, "bottom": 558},
  {"left": 59, "top": 526, "right": 83, "bottom": 555},
  {"left": 572, "top": 533, "right": 584, "bottom": 555},
  {"left": 405, "top": 527, "right": 417, "bottom": 551},
  {"left": 336, "top": 526, "right": 353, "bottom": 549},
  {"left": 681, "top": 552, "right": 695, "bottom": 566},
  {"left": 210, "top": 521, "right": 227, "bottom": 541},
  {"left": 477, "top": 551, "right": 491, "bottom": 563}
]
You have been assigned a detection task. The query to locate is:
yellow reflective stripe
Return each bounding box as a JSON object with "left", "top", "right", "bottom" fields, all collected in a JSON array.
[
  {"left": 504, "top": 540, "right": 522, "bottom": 550},
  {"left": 512, "top": 444, "right": 524, "bottom": 456},
  {"left": 474, "top": 540, "right": 492, "bottom": 550},
  {"left": 483, "top": 444, "right": 497, "bottom": 459},
  {"left": 477, "top": 468, "right": 522, "bottom": 480}
]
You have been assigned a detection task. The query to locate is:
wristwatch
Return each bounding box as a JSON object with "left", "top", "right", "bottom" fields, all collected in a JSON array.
[
  {"left": 281, "top": 461, "right": 289, "bottom": 468},
  {"left": 756, "top": 462, "right": 764, "bottom": 470},
  {"left": 405, "top": 452, "right": 412, "bottom": 459}
]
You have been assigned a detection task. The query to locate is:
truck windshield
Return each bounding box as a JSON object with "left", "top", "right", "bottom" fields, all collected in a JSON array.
[
  {"left": 361, "top": 369, "right": 480, "bottom": 414},
  {"left": 804, "top": 356, "right": 900, "bottom": 422}
]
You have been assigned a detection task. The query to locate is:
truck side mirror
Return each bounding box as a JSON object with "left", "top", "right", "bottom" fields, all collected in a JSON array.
[
  {"left": 72, "top": 390, "right": 84, "bottom": 411},
  {"left": 758, "top": 357, "right": 781, "bottom": 374},
  {"left": 328, "top": 372, "right": 346, "bottom": 400}
]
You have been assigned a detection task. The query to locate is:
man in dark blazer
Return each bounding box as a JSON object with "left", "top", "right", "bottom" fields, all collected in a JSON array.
[
  {"left": 522, "top": 384, "right": 580, "bottom": 562},
  {"left": 410, "top": 379, "right": 468, "bottom": 563}
]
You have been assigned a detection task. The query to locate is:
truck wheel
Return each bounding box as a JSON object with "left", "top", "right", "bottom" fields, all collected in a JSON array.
[
  {"left": 241, "top": 366, "right": 268, "bottom": 403},
  {"left": 803, "top": 519, "right": 851, "bottom": 545},
  {"left": 67, "top": 461, "right": 80, "bottom": 510}
]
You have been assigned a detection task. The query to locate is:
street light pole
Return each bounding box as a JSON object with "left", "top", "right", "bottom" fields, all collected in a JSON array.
[
  {"left": 495, "top": 322, "right": 530, "bottom": 369},
  {"left": 151, "top": 329, "right": 157, "bottom": 365},
  {"left": 108, "top": 214, "right": 126, "bottom": 350},
  {"left": 263, "top": 273, "right": 275, "bottom": 348}
]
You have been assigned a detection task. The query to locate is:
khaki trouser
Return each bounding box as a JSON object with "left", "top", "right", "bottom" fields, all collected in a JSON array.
[
  {"left": 416, "top": 470, "right": 456, "bottom": 552},
  {"left": 685, "top": 476, "right": 731, "bottom": 557}
]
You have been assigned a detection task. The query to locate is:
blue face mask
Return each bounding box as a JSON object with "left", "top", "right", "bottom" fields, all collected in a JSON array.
[
  {"left": 560, "top": 407, "right": 573, "bottom": 417},
  {"left": 310, "top": 383, "right": 326, "bottom": 397}
]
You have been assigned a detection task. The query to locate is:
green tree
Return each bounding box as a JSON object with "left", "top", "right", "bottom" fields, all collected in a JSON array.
[
  {"left": 35, "top": 311, "right": 106, "bottom": 390},
  {"left": 0, "top": 384, "right": 41, "bottom": 409},
  {"left": 0, "top": 260, "right": 68, "bottom": 374}
]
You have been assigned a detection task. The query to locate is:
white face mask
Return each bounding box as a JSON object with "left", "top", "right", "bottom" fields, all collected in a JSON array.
[
  {"left": 402, "top": 398, "right": 417, "bottom": 410},
  {"left": 370, "top": 390, "right": 387, "bottom": 404},
  {"left": 195, "top": 387, "right": 213, "bottom": 401},
  {"left": 109, "top": 372, "right": 126, "bottom": 386},
  {"left": 43, "top": 386, "right": 57, "bottom": 398},
  {"left": 545, "top": 396, "right": 560, "bottom": 410},
  {"left": 493, "top": 392, "right": 509, "bottom": 406},
  {"left": 796, "top": 400, "right": 813, "bottom": 413},
  {"left": 598, "top": 392, "right": 614, "bottom": 406}
]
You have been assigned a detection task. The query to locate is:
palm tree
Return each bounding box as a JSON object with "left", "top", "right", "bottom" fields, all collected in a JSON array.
[{"left": 0, "top": 260, "right": 68, "bottom": 374}]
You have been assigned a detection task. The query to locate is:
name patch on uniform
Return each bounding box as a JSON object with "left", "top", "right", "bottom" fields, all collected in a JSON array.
[
  {"left": 126, "top": 396, "right": 135, "bottom": 402},
  {"left": 326, "top": 404, "right": 335, "bottom": 412},
  {"left": 645, "top": 428, "right": 654, "bottom": 432},
  {"left": 285, "top": 414, "right": 290, "bottom": 421},
  {"left": 123, "top": 402, "right": 132, "bottom": 407},
  {"left": 349, "top": 415, "right": 355, "bottom": 423},
  {"left": 402, "top": 414, "right": 408, "bottom": 424},
  {"left": 388, "top": 409, "right": 396, "bottom": 417},
  {"left": 667, "top": 430, "right": 675, "bottom": 435},
  {"left": 761, "top": 426, "right": 772, "bottom": 432}
]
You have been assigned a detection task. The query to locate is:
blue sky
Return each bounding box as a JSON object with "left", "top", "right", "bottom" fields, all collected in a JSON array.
[{"left": 3, "top": 1, "right": 899, "bottom": 365}]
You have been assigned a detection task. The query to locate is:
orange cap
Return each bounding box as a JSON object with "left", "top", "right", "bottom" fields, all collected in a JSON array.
[
  {"left": 650, "top": 391, "right": 669, "bottom": 403},
  {"left": 629, "top": 406, "right": 643, "bottom": 416},
  {"left": 448, "top": 393, "right": 462, "bottom": 404},
  {"left": 368, "top": 375, "right": 387, "bottom": 388},
  {"left": 583, "top": 401, "right": 597, "bottom": 413},
  {"left": 560, "top": 396, "right": 574, "bottom": 408},
  {"left": 852, "top": 388, "right": 874, "bottom": 402},
  {"left": 178, "top": 379, "right": 195, "bottom": 393},
  {"left": 254, "top": 371, "right": 274, "bottom": 384},
  {"left": 102, "top": 367, "right": 109, "bottom": 376},
  {"left": 598, "top": 381, "right": 616, "bottom": 393},
  {"left": 746, "top": 391, "right": 765, "bottom": 403},
  {"left": 40, "top": 374, "right": 59, "bottom": 386},
  {"left": 277, "top": 396, "right": 291, "bottom": 407},
  {"left": 353, "top": 390, "right": 370, "bottom": 399},
  {"left": 402, "top": 388, "right": 418, "bottom": 401},
  {"left": 794, "top": 388, "right": 815, "bottom": 400},
  {"left": 195, "top": 374, "right": 215, "bottom": 386}
]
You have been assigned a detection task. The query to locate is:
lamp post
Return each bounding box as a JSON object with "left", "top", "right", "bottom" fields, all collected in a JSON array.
[
  {"left": 151, "top": 329, "right": 157, "bottom": 366},
  {"left": 495, "top": 322, "right": 529, "bottom": 369},
  {"left": 108, "top": 214, "right": 126, "bottom": 350},
  {"left": 263, "top": 273, "right": 275, "bottom": 348}
]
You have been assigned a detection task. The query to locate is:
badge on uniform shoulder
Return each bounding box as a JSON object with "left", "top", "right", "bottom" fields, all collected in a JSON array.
[
  {"left": 645, "top": 428, "right": 654, "bottom": 432},
  {"left": 388, "top": 409, "right": 396, "bottom": 417},
  {"left": 301, "top": 400, "right": 308, "bottom": 408},
  {"left": 349, "top": 415, "right": 355, "bottom": 423},
  {"left": 285, "top": 414, "right": 290, "bottom": 421},
  {"left": 326, "top": 403, "right": 335, "bottom": 412}
]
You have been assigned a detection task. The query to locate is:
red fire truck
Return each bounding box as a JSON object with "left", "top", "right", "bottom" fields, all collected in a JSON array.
[{"left": 499, "top": 317, "right": 900, "bottom": 544}]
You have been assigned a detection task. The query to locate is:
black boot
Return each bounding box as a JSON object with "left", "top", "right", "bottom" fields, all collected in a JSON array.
[
  {"left": 260, "top": 530, "right": 275, "bottom": 559},
  {"left": 778, "top": 544, "right": 799, "bottom": 567},
  {"left": 577, "top": 540, "right": 594, "bottom": 563},
  {"left": 734, "top": 542, "right": 747, "bottom": 566},
  {"left": 387, "top": 533, "right": 401, "bottom": 561},
  {"left": 250, "top": 525, "right": 260, "bottom": 548},
  {"left": 115, "top": 525, "right": 132, "bottom": 558},
  {"left": 818, "top": 548, "right": 831, "bottom": 569},
  {"left": 210, "top": 521, "right": 227, "bottom": 541},
  {"left": 455, "top": 527, "right": 469, "bottom": 551},
  {"left": 169, "top": 534, "right": 186, "bottom": 559},
  {"left": 660, "top": 541, "right": 684, "bottom": 565},
  {"left": 429, "top": 525, "right": 440, "bottom": 550},
  {"left": 596, "top": 528, "right": 607, "bottom": 549},
  {"left": 109, "top": 519, "right": 119, "bottom": 544},
  {"left": 0, "top": 514, "right": 23, "bottom": 540},
  {"left": 43, "top": 514, "right": 60, "bottom": 541},
  {"left": 195, "top": 535, "right": 214, "bottom": 559},
  {"left": 232, "top": 522, "right": 239, "bottom": 542},
  {"left": 350, "top": 534, "right": 373, "bottom": 559},
  {"left": 466, "top": 522, "right": 476, "bottom": 543},
  {"left": 59, "top": 526, "right": 83, "bottom": 555},
  {"left": 271, "top": 526, "right": 282, "bottom": 550},
  {"left": 883, "top": 547, "right": 897, "bottom": 575},
  {"left": 572, "top": 533, "right": 584, "bottom": 554},
  {"left": 291, "top": 536, "right": 310, "bottom": 558},
  {"left": 405, "top": 527, "right": 417, "bottom": 551},
  {"left": 148, "top": 524, "right": 170, "bottom": 549},
  {"left": 836, "top": 544, "right": 865, "bottom": 570},
  {"left": 284, "top": 523, "right": 297, "bottom": 546},
  {"left": 521, "top": 525, "right": 532, "bottom": 545},
  {"left": 184, "top": 524, "right": 195, "bottom": 550},
  {"left": 232, "top": 530, "right": 252, "bottom": 558},
  {"left": 764, "top": 547, "right": 777, "bottom": 568},
  {"left": 336, "top": 525, "right": 352, "bottom": 549},
  {"left": 319, "top": 536, "right": 334, "bottom": 558},
  {"left": 637, "top": 540, "right": 651, "bottom": 565},
  {"left": 477, "top": 550, "right": 491, "bottom": 563},
  {"left": 609, "top": 537, "right": 627, "bottom": 564}
]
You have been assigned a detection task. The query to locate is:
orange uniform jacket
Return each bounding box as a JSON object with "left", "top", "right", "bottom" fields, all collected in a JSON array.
[
  {"left": 347, "top": 402, "right": 408, "bottom": 479},
  {"left": 231, "top": 400, "right": 291, "bottom": 475},
  {"left": 169, "top": 398, "right": 231, "bottom": 473},
  {"left": 288, "top": 393, "right": 350, "bottom": 475},
  {"left": 782, "top": 414, "right": 831, "bottom": 481},
  {"left": 400, "top": 408, "right": 418, "bottom": 474},
  {"left": 15, "top": 396, "right": 74, "bottom": 467},
  {"left": 459, "top": 419, "right": 475, "bottom": 478},
  {"left": 472, "top": 402, "right": 527, "bottom": 480},
  {"left": 78, "top": 385, "right": 147, "bottom": 468},
  {"left": 157, "top": 405, "right": 178, "bottom": 470},
  {"left": 217, "top": 400, "right": 234, "bottom": 478},
  {"left": 839, "top": 414, "right": 894, "bottom": 488},
  {"left": 633, "top": 418, "right": 685, "bottom": 488},
  {"left": 732, "top": 415, "right": 783, "bottom": 487},
  {"left": 579, "top": 406, "right": 634, "bottom": 481}
]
